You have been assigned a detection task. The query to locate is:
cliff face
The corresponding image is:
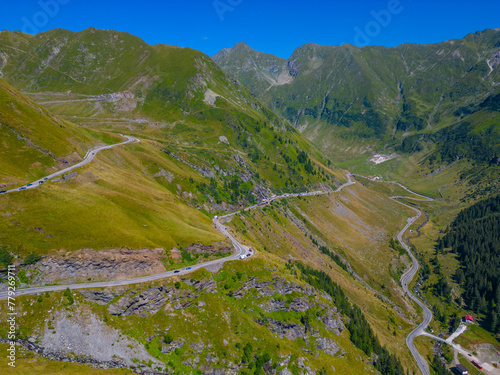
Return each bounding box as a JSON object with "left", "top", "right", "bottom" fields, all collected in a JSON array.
[{"left": 29, "top": 248, "right": 168, "bottom": 284}]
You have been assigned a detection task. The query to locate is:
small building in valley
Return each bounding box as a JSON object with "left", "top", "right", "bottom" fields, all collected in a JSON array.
[
  {"left": 453, "top": 363, "right": 468, "bottom": 375},
  {"left": 464, "top": 314, "right": 474, "bottom": 324}
]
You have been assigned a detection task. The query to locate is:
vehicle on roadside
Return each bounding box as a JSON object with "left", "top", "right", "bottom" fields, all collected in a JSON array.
[
  {"left": 472, "top": 360, "right": 482, "bottom": 369},
  {"left": 186, "top": 267, "right": 192, "bottom": 270},
  {"left": 174, "top": 270, "right": 180, "bottom": 273},
  {"left": 20, "top": 187, "right": 26, "bottom": 190},
  {"left": 239, "top": 255, "right": 245, "bottom": 259},
  {"left": 27, "top": 183, "right": 32, "bottom": 186},
  {"left": 43, "top": 177, "right": 48, "bottom": 180},
  {"left": 246, "top": 254, "right": 251, "bottom": 258},
  {"left": 0, "top": 191, "right": 6, "bottom": 194},
  {"left": 38, "top": 181, "right": 44, "bottom": 184},
  {"left": 249, "top": 248, "right": 252, "bottom": 252}
]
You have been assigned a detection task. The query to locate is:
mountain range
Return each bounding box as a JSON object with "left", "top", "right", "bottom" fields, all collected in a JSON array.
[
  {"left": 213, "top": 29, "right": 500, "bottom": 163},
  {"left": 0, "top": 26, "right": 498, "bottom": 375}
]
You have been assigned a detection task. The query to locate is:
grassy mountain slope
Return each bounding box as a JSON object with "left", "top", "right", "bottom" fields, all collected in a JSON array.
[
  {"left": 4, "top": 27, "right": 498, "bottom": 374},
  {"left": 212, "top": 42, "right": 289, "bottom": 95},
  {"left": 213, "top": 29, "right": 500, "bottom": 156},
  {"left": 213, "top": 29, "right": 500, "bottom": 206},
  {"left": 224, "top": 182, "right": 423, "bottom": 371},
  {"left": 0, "top": 28, "right": 343, "bottom": 199},
  {"left": 1, "top": 242, "right": 417, "bottom": 374},
  {"left": 0, "top": 78, "right": 120, "bottom": 186}
]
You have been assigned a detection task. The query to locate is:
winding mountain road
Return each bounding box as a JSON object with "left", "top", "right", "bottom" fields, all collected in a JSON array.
[
  {"left": 0, "top": 173, "right": 355, "bottom": 301},
  {"left": 1, "top": 155, "right": 434, "bottom": 374},
  {"left": 353, "top": 174, "right": 435, "bottom": 375},
  {"left": 396, "top": 200, "right": 433, "bottom": 375},
  {"left": 0, "top": 134, "right": 139, "bottom": 195}
]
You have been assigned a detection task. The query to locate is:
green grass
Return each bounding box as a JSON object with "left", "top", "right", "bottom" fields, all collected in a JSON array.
[
  {"left": 0, "top": 257, "right": 375, "bottom": 375},
  {"left": 455, "top": 325, "right": 500, "bottom": 352},
  {"left": 223, "top": 183, "right": 420, "bottom": 371},
  {"left": 0, "top": 79, "right": 122, "bottom": 185},
  {"left": 0, "top": 344, "right": 133, "bottom": 375},
  {"left": 458, "top": 354, "right": 482, "bottom": 375},
  {"left": 0, "top": 140, "right": 224, "bottom": 255}
]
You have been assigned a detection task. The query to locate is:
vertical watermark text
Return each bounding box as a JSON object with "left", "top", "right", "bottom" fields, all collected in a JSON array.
[{"left": 6, "top": 264, "right": 17, "bottom": 367}]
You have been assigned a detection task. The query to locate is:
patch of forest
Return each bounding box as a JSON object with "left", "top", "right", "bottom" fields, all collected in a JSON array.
[{"left": 439, "top": 195, "right": 499, "bottom": 334}]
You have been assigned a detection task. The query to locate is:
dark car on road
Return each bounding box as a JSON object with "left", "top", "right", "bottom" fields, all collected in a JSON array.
[
  {"left": 174, "top": 270, "right": 180, "bottom": 273},
  {"left": 20, "top": 187, "right": 26, "bottom": 190},
  {"left": 27, "top": 183, "right": 32, "bottom": 186},
  {"left": 0, "top": 191, "right": 6, "bottom": 194},
  {"left": 186, "top": 267, "right": 192, "bottom": 270}
]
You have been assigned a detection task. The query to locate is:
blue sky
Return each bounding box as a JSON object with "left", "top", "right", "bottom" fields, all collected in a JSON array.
[{"left": 1, "top": 0, "right": 499, "bottom": 58}]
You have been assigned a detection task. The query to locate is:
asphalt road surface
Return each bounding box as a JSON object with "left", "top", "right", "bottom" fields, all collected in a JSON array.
[
  {"left": 1, "top": 161, "right": 435, "bottom": 374},
  {"left": 2, "top": 164, "right": 438, "bottom": 373},
  {"left": 0, "top": 134, "right": 139, "bottom": 195},
  {"left": 397, "top": 200, "right": 432, "bottom": 375},
  {"left": 0, "top": 173, "right": 355, "bottom": 301},
  {"left": 353, "top": 174, "right": 434, "bottom": 375}
]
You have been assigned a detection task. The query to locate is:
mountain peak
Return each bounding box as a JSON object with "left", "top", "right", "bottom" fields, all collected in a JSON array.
[{"left": 233, "top": 41, "right": 251, "bottom": 50}]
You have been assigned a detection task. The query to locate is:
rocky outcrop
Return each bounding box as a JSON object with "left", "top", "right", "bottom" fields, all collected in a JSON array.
[
  {"left": 234, "top": 277, "right": 316, "bottom": 299},
  {"left": 32, "top": 248, "right": 167, "bottom": 285},
  {"left": 260, "top": 299, "right": 286, "bottom": 312},
  {"left": 256, "top": 317, "right": 306, "bottom": 340},
  {"left": 183, "top": 278, "right": 217, "bottom": 293},
  {"left": 161, "top": 338, "right": 185, "bottom": 354},
  {"left": 319, "top": 315, "right": 344, "bottom": 335},
  {"left": 288, "top": 297, "right": 312, "bottom": 312},
  {"left": 79, "top": 287, "right": 130, "bottom": 305},
  {"left": 260, "top": 278, "right": 316, "bottom": 297},
  {"left": 172, "top": 292, "right": 198, "bottom": 310},
  {"left": 39, "top": 311, "right": 160, "bottom": 369},
  {"left": 107, "top": 286, "right": 172, "bottom": 317},
  {"left": 260, "top": 297, "right": 312, "bottom": 313},
  {"left": 186, "top": 242, "right": 232, "bottom": 255},
  {"left": 315, "top": 337, "right": 341, "bottom": 356},
  {"left": 95, "top": 277, "right": 218, "bottom": 316}
]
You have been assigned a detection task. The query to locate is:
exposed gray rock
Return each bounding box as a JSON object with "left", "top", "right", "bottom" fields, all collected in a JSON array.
[
  {"left": 260, "top": 297, "right": 311, "bottom": 312},
  {"left": 107, "top": 286, "right": 173, "bottom": 316},
  {"left": 319, "top": 290, "right": 332, "bottom": 301},
  {"left": 319, "top": 315, "right": 344, "bottom": 335},
  {"left": 289, "top": 297, "right": 311, "bottom": 312},
  {"left": 186, "top": 243, "right": 232, "bottom": 255},
  {"left": 79, "top": 287, "right": 128, "bottom": 305},
  {"left": 32, "top": 248, "right": 167, "bottom": 285},
  {"left": 190, "top": 342, "right": 205, "bottom": 354},
  {"left": 297, "top": 356, "right": 314, "bottom": 374},
  {"left": 277, "top": 369, "right": 293, "bottom": 375},
  {"left": 315, "top": 337, "right": 340, "bottom": 356},
  {"left": 205, "top": 352, "right": 219, "bottom": 364},
  {"left": 260, "top": 299, "right": 287, "bottom": 312},
  {"left": 172, "top": 292, "right": 198, "bottom": 310},
  {"left": 234, "top": 277, "right": 315, "bottom": 299},
  {"left": 256, "top": 317, "right": 306, "bottom": 340},
  {"left": 39, "top": 311, "right": 159, "bottom": 368},
  {"left": 183, "top": 277, "right": 217, "bottom": 293},
  {"left": 161, "top": 338, "right": 185, "bottom": 354}
]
